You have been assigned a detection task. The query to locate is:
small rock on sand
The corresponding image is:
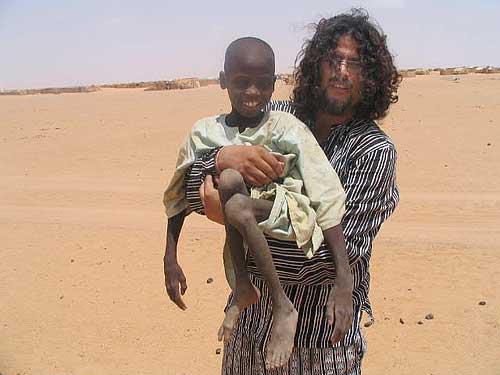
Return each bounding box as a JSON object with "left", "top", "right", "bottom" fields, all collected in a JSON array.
[
  {"left": 479, "top": 301, "right": 487, "bottom": 306},
  {"left": 425, "top": 313, "right": 434, "bottom": 320},
  {"left": 418, "top": 321, "right": 424, "bottom": 325},
  {"left": 206, "top": 277, "right": 214, "bottom": 284},
  {"left": 399, "top": 318, "right": 405, "bottom": 324},
  {"left": 216, "top": 348, "right": 221, "bottom": 355}
]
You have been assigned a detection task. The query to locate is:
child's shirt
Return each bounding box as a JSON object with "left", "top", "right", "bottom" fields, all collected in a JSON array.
[{"left": 163, "top": 110, "right": 346, "bottom": 257}]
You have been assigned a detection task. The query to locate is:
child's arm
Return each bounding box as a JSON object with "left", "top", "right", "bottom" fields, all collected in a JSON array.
[
  {"left": 163, "top": 209, "right": 188, "bottom": 310},
  {"left": 323, "top": 224, "right": 354, "bottom": 344}
]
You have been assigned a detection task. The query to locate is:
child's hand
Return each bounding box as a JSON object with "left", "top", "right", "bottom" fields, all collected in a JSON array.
[
  {"left": 164, "top": 259, "right": 188, "bottom": 310},
  {"left": 326, "top": 279, "right": 353, "bottom": 345}
]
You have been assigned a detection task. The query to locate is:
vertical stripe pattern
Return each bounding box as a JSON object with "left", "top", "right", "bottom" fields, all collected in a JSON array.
[{"left": 184, "top": 100, "right": 398, "bottom": 374}]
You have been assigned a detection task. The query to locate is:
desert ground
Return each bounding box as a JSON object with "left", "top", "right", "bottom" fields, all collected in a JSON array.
[{"left": 1, "top": 73, "right": 499, "bottom": 375}]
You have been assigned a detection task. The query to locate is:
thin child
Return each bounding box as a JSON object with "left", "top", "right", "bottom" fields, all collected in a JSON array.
[{"left": 163, "top": 37, "right": 353, "bottom": 369}]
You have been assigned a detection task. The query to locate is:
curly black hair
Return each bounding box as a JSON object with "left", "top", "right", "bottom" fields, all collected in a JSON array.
[{"left": 292, "top": 8, "right": 401, "bottom": 122}]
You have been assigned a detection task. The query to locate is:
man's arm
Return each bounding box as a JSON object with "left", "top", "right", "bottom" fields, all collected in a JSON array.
[
  {"left": 323, "top": 224, "right": 354, "bottom": 345},
  {"left": 342, "top": 146, "right": 399, "bottom": 265},
  {"left": 164, "top": 210, "right": 188, "bottom": 310},
  {"left": 184, "top": 146, "right": 284, "bottom": 219},
  {"left": 184, "top": 148, "right": 221, "bottom": 215}
]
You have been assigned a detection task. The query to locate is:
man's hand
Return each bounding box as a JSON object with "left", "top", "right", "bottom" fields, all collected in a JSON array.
[
  {"left": 217, "top": 145, "right": 284, "bottom": 187},
  {"left": 326, "top": 280, "right": 354, "bottom": 344},
  {"left": 164, "top": 257, "right": 188, "bottom": 310},
  {"left": 199, "top": 175, "right": 224, "bottom": 225}
]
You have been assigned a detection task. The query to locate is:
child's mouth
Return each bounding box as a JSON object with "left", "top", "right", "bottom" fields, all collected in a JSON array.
[{"left": 242, "top": 101, "right": 260, "bottom": 109}]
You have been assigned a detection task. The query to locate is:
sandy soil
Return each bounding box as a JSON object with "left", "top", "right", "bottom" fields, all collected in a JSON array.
[{"left": 1, "top": 74, "right": 499, "bottom": 375}]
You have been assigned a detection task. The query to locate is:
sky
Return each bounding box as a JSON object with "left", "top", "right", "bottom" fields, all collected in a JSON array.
[{"left": 1, "top": 0, "right": 499, "bottom": 89}]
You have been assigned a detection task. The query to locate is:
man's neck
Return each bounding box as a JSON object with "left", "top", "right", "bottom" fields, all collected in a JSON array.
[{"left": 313, "top": 110, "right": 353, "bottom": 143}]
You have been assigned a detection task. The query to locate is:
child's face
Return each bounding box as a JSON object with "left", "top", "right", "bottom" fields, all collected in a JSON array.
[{"left": 222, "top": 58, "right": 275, "bottom": 119}]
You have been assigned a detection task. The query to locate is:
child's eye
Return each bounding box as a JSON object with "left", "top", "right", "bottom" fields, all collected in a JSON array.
[
  {"left": 233, "top": 78, "right": 250, "bottom": 89},
  {"left": 255, "top": 78, "right": 274, "bottom": 90}
]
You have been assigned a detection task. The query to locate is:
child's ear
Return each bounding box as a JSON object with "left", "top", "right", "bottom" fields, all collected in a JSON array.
[{"left": 219, "top": 71, "right": 226, "bottom": 89}]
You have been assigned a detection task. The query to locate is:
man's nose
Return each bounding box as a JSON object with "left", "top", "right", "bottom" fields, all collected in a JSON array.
[{"left": 333, "top": 60, "right": 349, "bottom": 79}]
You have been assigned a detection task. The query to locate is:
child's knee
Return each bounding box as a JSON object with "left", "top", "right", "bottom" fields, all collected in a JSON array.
[
  {"left": 218, "top": 169, "right": 245, "bottom": 196},
  {"left": 225, "top": 194, "right": 253, "bottom": 227}
]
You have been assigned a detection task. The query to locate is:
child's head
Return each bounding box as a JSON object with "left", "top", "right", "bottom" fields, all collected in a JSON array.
[{"left": 220, "top": 37, "right": 276, "bottom": 119}]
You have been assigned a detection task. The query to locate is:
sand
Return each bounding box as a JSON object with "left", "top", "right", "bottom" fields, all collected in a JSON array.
[{"left": 1, "top": 74, "right": 499, "bottom": 375}]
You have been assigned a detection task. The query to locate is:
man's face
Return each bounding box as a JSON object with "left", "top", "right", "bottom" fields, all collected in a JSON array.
[
  {"left": 221, "top": 57, "right": 275, "bottom": 119},
  {"left": 318, "top": 34, "right": 362, "bottom": 116}
]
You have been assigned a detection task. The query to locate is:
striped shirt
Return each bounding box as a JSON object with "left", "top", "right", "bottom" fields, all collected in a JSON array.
[{"left": 184, "top": 100, "right": 399, "bottom": 347}]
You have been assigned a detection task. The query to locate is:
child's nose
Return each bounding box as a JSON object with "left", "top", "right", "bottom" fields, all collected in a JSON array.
[{"left": 245, "top": 84, "right": 260, "bottom": 96}]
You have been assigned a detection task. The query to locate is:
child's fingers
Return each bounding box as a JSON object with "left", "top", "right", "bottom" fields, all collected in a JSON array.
[
  {"left": 171, "top": 288, "right": 187, "bottom": 310},
  {"left": 180, "top": 277, "right": 188, "bottom": 295},
  {"left": 175, "top": 296, "right": 187, "bottom": 311},
  {"left": 217, "top": 325, "right": 224, "bottom": 342}
]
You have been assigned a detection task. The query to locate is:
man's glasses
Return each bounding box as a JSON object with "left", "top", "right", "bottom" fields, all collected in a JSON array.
[{"left": 323, "top": 54, "right": 362, "bottom": 74}]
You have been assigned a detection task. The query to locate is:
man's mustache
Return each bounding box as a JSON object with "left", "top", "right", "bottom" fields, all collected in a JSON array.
[{"left": 328, "top": 78, "right": 353, "bottom": 89}]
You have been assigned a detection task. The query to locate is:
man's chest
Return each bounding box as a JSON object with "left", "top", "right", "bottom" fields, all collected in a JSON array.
[{"left": 322, "top": 132, "right": 353, "bottom": 183}]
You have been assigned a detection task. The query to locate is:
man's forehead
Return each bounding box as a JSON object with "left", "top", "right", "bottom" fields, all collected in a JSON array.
[{"left": 330, "top": 35, "right": 360, "bottom": 57}]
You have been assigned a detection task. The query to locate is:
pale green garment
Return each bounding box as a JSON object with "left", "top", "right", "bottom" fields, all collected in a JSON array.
[{"left": 163, "top": 111, "right": 346, "bottom": 286}]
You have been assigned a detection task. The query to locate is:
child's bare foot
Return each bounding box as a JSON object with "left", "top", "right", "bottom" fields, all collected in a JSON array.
[
  {"left": 265, "top": 300, "right": 298, "bottom": 369},
  {"left": 217, "top": 282, "right": 260, "bottom": 342}
]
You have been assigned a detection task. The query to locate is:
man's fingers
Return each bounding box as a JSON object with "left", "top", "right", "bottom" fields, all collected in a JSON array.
[
  {"left": 326, "top": 300, "right": 335, "bottom": 326},
  {"left": 331, "top": 325, "right": 342, "bottom": 344},
  {"left": 204, "top": 175, "right": 218, "bottom": 197},
  {"left": 245, "top": 168, "right": 272, "bottom": 187},
  {"left": 331, "top": 309, "right": 349, "bottom": 344},
  {"left": 199, "top": 181, "right": 206, "bottom": 205},
  {"left": 260, "top": 149, "right": 285, "bottom": 177},
  {"left": 252, "top": 157, "right": 279, "bottom": 181},
  {"left": 331, "top": 315, "right": 344, "bottom": 344}
]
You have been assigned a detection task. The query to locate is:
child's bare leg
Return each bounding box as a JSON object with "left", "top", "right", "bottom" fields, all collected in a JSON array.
[
  {"left": 217, "top": 169, "right": 265, "bottom": 342},
  {"left": 219, "top": 169, "right": 298, "bottom": 369}
]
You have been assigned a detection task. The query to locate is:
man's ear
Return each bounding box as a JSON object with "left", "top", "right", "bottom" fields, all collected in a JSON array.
[{"left": 219, "top": 71, "right": 226, "bottom": 89}]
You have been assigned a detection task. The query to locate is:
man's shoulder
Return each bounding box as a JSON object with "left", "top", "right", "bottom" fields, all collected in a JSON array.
[
  {"left": 347, "top": 120, "right": 397, "bottom": 157},
  {"left": 268, "top": 100, "right": 296, "bottom": 114}
]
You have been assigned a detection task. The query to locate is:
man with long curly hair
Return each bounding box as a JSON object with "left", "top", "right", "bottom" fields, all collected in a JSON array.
[{"left": 164, "top": 8, "right": 400, "bottom": 374}]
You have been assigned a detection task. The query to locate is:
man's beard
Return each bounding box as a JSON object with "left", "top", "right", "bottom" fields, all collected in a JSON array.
[{"left": 317, "top": 80, "right": 356, "bottom": 116}]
